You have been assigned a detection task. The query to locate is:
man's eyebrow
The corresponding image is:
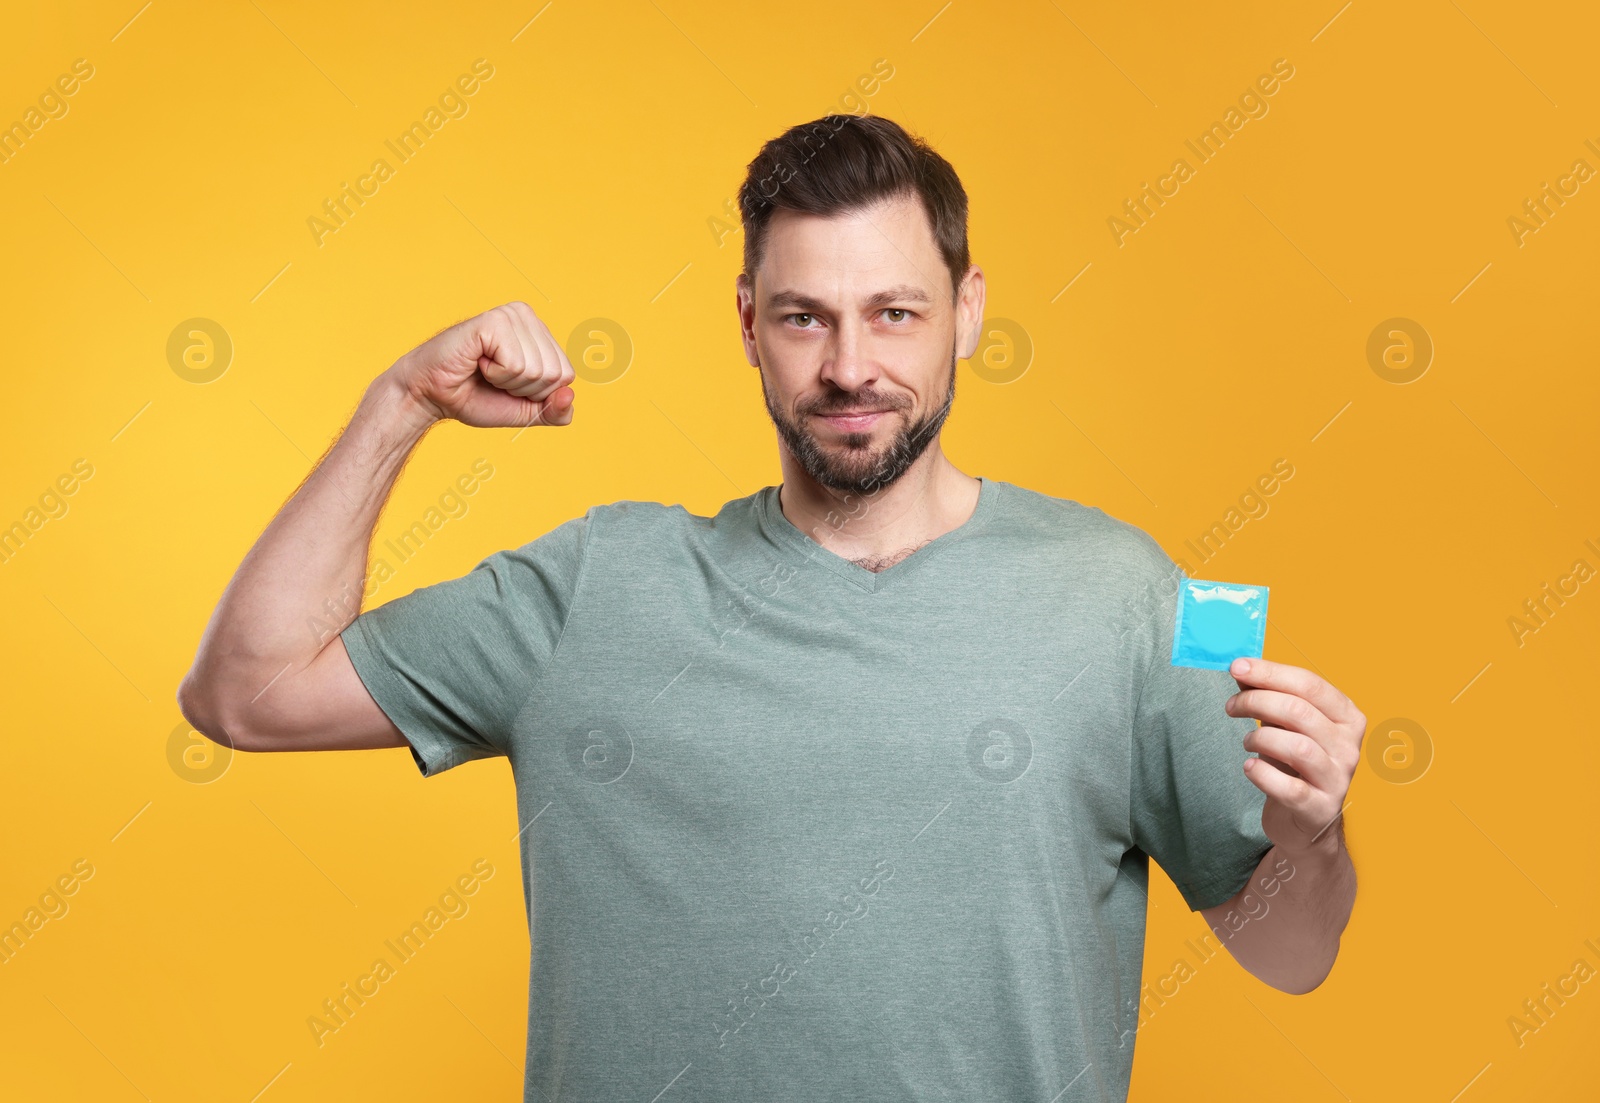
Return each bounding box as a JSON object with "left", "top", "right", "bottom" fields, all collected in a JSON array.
[{"left": 765, "top": 284, "right": 934, "bottom": 311}]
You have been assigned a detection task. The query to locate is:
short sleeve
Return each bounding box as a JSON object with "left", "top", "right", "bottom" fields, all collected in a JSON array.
[
  {"left": 1126, "top": 536, "right": 1273, "bottom": 911},
  {"left": 340, "top": 513, "right": 590, "bottom": 778}
]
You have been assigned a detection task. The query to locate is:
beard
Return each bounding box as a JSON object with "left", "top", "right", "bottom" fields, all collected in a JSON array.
[{"left": 762, "top": 341, "right": 959, "bottom": 499}]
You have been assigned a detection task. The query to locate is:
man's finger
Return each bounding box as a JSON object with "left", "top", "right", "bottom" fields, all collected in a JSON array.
[
  {"left": 1228, "top": 657, "right": 1362, "bottom": 727},
  {"left": 476, "top": 306, "right": 529, "bottom": 389},
  {"left": 502, "top": 312, "right": 566, "bottom": 402},
  {"left": 1227, "top": 687, "right": 1333, "bottom": 738},
  {"left": 499, "top": 302, "right": 540, "bottom": 389},
  {"left": 1242, "top": 754, "right": 1319, "bottom": 812},
  {"left": 1243, "top": 725, "right": 1338, "bottom": 792},
  {"left": 540, "top": 385, "right": 576, "bottom": 426}
]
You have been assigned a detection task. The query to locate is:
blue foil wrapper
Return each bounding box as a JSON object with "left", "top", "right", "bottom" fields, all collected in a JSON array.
[{"left": 1170, "top": 578, "right": 1269, "bottom": 671}]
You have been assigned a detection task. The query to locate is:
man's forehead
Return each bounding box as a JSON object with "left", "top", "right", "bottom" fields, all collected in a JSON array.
[
  {"left": 763, "top": 195, "right": 932, "bottom": 252},
  {"left": 756, "top": 198, "right": 946, "bottom": 304}
]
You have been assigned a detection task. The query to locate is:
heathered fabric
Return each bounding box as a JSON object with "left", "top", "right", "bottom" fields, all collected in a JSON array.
[{"left": 340, "top": 476, "right": 1273, "bottom": 1102}]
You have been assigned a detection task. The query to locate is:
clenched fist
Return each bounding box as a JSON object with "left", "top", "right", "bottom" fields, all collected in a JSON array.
[{"left": 387, "top": 302, "right": 576, "bottom": 430}]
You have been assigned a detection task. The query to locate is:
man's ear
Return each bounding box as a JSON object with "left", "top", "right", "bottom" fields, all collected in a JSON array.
[
  {"left": 954, "top": 264, "right": 987, "bottom": 361},
  {"left": 736, "top": 272, "right": 760, "bottom": 368}
]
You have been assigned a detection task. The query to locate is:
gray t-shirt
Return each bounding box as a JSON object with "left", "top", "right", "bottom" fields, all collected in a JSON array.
[{"left": 340, "top": 476, "right": 1272, "bottom": 1102}]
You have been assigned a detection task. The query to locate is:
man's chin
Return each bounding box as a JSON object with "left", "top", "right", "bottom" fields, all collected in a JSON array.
[
  {"left": 804, "top": 452, "right": 898, "bottom": 494},
  {"left": 815, "top": 431, "right": 881, "bottom": 452},
  {"left": 808, "top": 433, "right": 887, "bottom": 463}
]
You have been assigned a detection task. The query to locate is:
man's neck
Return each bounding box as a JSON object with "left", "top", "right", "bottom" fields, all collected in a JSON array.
[{"left": 775, "top": 449, "right": 982, "bottom": 570}]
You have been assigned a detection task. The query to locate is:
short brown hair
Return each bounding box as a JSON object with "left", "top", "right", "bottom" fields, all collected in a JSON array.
[{"left": 737, "top": 114, "right": 971, "bottom": 302}]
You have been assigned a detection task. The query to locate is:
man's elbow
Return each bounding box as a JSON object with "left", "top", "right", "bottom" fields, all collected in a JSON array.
[
  {"left": 1260, "top": 942, "right": 1341, "bottom": 995},
  {"left": 1267, "top": 971, "right": 1328, "bottom": 996},
  {"left": 175, "top": 670, "right": 263, "bottom": 753}
]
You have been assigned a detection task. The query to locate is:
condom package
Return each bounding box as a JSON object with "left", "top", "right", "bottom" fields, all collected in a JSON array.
[{"left": 1170, "top": 578, "right": 1269, "bottom": 671}]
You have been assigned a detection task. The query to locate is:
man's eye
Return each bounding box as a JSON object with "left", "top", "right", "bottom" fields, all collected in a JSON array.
[
  {"left": 788, "top": 313, "right": 815, "bottom": 328},
  {"left": 883, "top": 308, "right": 910, "bottom": 323}
]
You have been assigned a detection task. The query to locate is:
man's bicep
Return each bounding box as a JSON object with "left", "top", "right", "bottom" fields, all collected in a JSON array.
[{"left": 243, "top": 636, "right": 411, "bottom": 752}]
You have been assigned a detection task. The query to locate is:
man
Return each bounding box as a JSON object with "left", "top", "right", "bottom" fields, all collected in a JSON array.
[{"left": 179, "top": 114, "right": 1362, "bottom": 1101}]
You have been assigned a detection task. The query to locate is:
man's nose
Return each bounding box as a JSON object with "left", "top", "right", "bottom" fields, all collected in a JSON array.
[{"left": 819, "top": 320, "right": 873, "bottom": 391}]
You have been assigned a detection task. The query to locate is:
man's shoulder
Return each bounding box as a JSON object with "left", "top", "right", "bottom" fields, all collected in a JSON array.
[
  {"left": 562, "top": 492, "right": 755, "bottom": 554},
  {"left": 579, "top": 493, "right": 742, "bottom": 530},
  {"left": 995, "top": 480, "right": 1173, "bottom": 573}
]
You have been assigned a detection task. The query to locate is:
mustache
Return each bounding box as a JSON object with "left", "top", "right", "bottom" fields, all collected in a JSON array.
[{"left": 803, "top": 393, "right": 909, "bottom": 416}]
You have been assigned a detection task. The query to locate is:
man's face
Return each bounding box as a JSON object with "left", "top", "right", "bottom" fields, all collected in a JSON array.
[{"left": 736, "top": 192, "right": 985, "bottom": 498}]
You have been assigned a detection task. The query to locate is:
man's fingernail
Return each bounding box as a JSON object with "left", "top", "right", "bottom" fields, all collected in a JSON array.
[{"left": 1233, "top": 658, "right": 1250, "bottom": 674}]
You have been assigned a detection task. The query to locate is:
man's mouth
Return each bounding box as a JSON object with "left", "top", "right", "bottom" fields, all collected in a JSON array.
[{"left": 816, "top": 409, "right": 892, "bottom": 430}]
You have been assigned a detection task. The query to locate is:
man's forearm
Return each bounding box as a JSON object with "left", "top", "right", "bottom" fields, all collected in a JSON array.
[
  {"left": 1200, "top": 831, "right": 1357, "bottom": 994},
  {"left": 177, "top": 371, "right": 434, "bottom": 741}
]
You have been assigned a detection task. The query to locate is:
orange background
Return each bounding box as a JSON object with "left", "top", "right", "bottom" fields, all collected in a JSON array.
[{"left": 2, "top": 1, "right": 1596, "bottom": 1099}]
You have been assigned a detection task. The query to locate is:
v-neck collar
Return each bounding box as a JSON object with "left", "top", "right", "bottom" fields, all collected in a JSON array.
[{"left": 754, "top": 477, "right": 999, "bottom": 594}]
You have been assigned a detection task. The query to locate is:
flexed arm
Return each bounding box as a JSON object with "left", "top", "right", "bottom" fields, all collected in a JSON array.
[{"left": 177, "top": 302, "right": 576, "bottom": 752}]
